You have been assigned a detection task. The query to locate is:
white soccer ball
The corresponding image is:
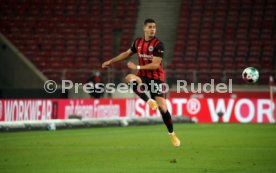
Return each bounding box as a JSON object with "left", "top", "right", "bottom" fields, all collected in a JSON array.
[{"left": 242, "top": 67, "right": 259, "bottom": 83}]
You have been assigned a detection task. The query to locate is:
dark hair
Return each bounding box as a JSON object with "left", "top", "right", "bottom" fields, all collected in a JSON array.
[{"left": 144, "top": 18, "right": 156, "bottom": 25}]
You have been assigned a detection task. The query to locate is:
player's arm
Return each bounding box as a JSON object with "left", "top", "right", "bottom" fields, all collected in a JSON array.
[
  {"left": 127, "top": 56, "right": 161, "bottom": 70},
  {"left": 127, "top": 42, "right": 164, "bottom": 70},
  {"left": 102, "top": 49, "right": 134, "bottom": 68}
]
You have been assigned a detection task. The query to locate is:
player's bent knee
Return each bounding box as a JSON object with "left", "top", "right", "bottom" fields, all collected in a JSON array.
[
  {"left": 125, "top": 74, "right": 141, "bottom": 83},
  {"left": 125, "top": 74, "right": 135, "bottom": 83}
]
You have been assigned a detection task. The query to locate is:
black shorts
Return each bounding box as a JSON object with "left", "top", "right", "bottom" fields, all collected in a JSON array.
[{"left": 139, "top": 76, "right": 166, "bottom": 98}]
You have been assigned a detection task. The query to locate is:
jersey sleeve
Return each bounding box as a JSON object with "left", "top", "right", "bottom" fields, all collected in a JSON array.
[
  {"left": 153, "top": 42, "right": 164, "bottom": 58},
  {"left": 130, "top": 38, "right": 138, "bottom": 53}
]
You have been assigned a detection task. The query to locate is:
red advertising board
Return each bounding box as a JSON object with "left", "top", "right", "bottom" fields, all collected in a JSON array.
[
  {"left": 0, "top": 98, "right": 275, "bottom": 123},
  {"left": 169, "top": 91, "right": 274, "bottom": 98}
]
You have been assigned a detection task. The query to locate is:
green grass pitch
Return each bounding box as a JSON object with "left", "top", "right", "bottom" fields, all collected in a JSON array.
[{"left": 0, "top": 124, "right": 276, "bottom": 173}]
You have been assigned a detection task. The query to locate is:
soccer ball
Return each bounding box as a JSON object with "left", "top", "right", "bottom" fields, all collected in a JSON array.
[{"left": 242, "top": 67, "right": 259, "bottom": 83}]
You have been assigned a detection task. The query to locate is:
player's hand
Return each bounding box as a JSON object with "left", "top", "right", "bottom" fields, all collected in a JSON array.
[
  {"left": 102, "top": 60, "right": 112, "bottom": 68},
  {"left": 127, "top": 61, "right": 137, "bottom": 70}
]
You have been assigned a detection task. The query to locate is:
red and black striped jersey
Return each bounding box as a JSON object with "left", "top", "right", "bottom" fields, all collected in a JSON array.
[{"left": 130, "top": 37, "right": 165, "bottom": 82}]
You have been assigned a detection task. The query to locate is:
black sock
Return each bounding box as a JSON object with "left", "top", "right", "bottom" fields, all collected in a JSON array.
[
  {"left": 160, "top": 110, "right": 174, "bottom": 133},
  {"left": 129, "top": 80, "right": 149, "bottom": 102}
]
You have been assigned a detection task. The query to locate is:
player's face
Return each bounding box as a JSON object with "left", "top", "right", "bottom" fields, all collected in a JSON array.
[{"left": 144, "top": 23, "right": 156, "bottom": 38}]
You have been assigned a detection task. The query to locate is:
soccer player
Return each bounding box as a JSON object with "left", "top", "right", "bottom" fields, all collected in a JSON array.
[{"left": 102, "top": 18, "right": 180, "bottom": 147}]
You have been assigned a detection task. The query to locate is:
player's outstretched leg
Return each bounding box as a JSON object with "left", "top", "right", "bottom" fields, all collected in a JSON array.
[
  {"left": 155, "top": 96, "right": 181, "bottom": 147},
  {"left": 125, "top": 74, "right": 158, "bottom": 110}
]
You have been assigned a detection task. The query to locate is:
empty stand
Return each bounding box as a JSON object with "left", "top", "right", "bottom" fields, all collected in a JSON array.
[
  {"left": 0, "top": 0, "right": 138, "bottom": 83},
  {"left": 169, "top": 0, "right": 276, "bottom": 85}
]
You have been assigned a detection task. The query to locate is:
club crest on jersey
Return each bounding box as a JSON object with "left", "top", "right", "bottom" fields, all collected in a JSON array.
[{"left": 148, "top": 46, "right": 154, "bottom": 51}]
